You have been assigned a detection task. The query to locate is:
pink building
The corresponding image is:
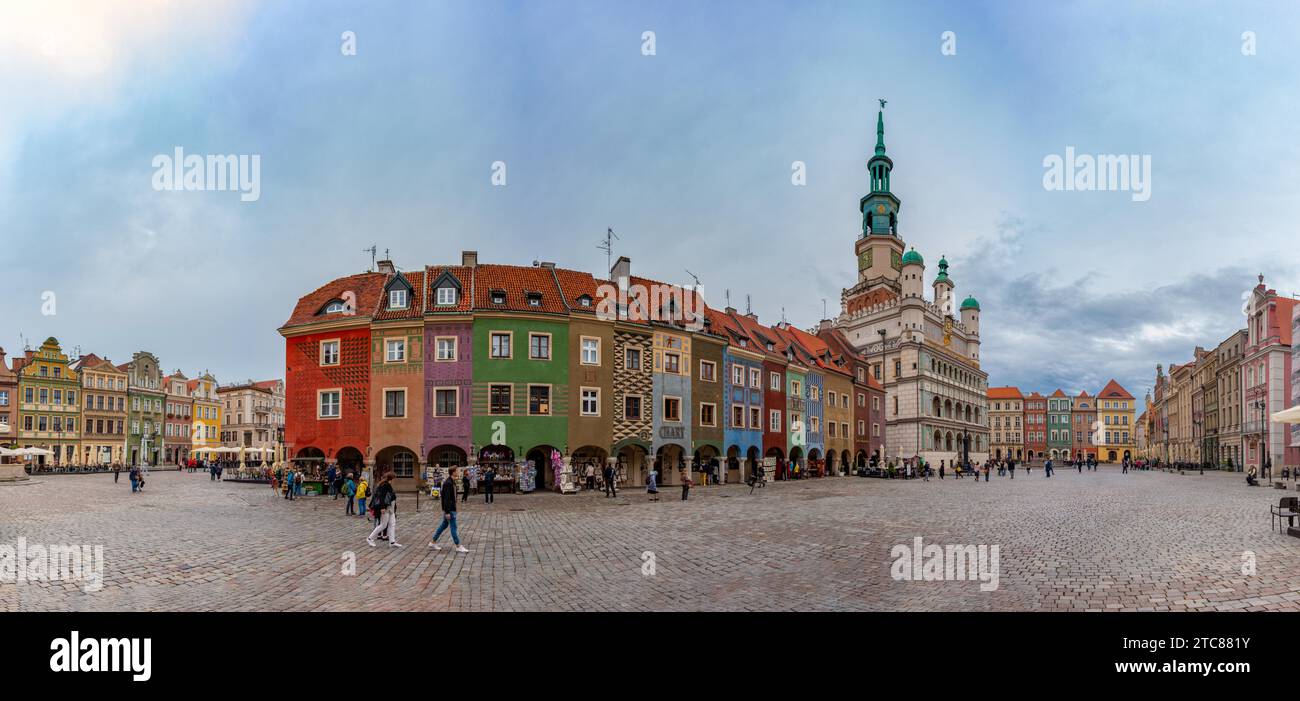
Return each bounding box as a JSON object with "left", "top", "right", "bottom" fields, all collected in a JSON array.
[{"left": 1241, "top": 275, "right": 1298, "bottom": 472}]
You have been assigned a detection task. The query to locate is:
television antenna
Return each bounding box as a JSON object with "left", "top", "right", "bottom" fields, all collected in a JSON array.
[
  {"left": 597, "top": 227, "right": 619, "bottom": 275},
  {"left": 363, "top": 245, "right": 377, "bottom": 272},
  {"left": 684, "top": 269, "right": 701, "bottom": 290}
]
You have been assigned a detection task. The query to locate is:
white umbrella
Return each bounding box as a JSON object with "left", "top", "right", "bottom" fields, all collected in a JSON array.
[
  {"left": 20, "top": 447, "right": 54, "bottom": 456},
  {"left": 1271, "top": 405, "right": 1300, "bottom": 424}
]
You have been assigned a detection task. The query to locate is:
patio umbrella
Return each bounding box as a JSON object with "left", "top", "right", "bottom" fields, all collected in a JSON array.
[{"left": 1271, "top": 405, "right": 1300, "bottom": 424}]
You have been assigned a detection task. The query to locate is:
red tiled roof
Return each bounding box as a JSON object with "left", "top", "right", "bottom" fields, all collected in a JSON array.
[
  {"left": 988, "top": 386, "right": 1023, "bottom": 399},
  {"left": 1075, "top": 390, "right": 1092, "bottom": 398},
  {"left": 551, "top": 267, "right": 605, "bottom": 316},
  {"left": 373, "top": 269, "right": 427, "bottom": 321},
  {"left": 1049, "top": 389, "right": 1067, "bottom": 398},
  {"left": 1098, "top": 379, "right": 1133, "bottom": 400},
  {"left": 425, "top": 265, "right": 475, "bottom": 314},
  {"left": 281, "top": 271, "right": 386, "bottom": 329},
  {"left": 472, "top": 264, "right": 567, "bottom": 314}
]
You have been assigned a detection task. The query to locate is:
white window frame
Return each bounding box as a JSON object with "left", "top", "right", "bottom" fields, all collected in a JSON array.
[
  {"left": 435, "top": 336, "right": 458, "bottom": 362},
  {"left": 318, "top": 389, "right": 341, "bottom": 419},
  {"left": 383, "top": 388, "right": 406, "bottom": 419},
  {"left": 580, "top": 337, "right": 601, "bottom": 366},
  {"left": 580, "top": 387, "right": 600, "bottom": 417},
  {"left": 320, "top": 339, "right": 340, "bottom": 366},
  {"left": 385, "top": 338, "right": 406, "bottom": 363},
  {"left": 489, "top": 331, "right": 513, "bottom": 359},
  {"left": 435, "top": 287, "right": 457, "bottom": 306}
]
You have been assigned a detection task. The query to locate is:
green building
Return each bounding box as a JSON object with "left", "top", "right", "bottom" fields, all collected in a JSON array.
[{"left": 123, "top": 351, "right": 165, "bottom": 466}]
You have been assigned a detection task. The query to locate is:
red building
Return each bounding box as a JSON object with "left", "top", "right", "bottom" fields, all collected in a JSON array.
[
  {"left": 1024, "top": 391, "right": 1047, "bottom": 461},
  {"left": 280, "top": 270, "right": 386, "bottom": 476}
]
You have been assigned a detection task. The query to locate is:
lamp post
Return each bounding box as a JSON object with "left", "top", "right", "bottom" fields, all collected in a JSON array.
[{"left": 877, "top": 329, "right": 886, "bottom": 466}]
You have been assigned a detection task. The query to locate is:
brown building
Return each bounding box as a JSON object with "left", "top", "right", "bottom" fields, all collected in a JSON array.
[
  {"left": 368, "top": 262, "right": 427, "bottom": 491},
  {"left": 164, "top": 371, "right": 192, "bottom": 465},
  {"left": 70, "top": 353, "right": 128, "bottom": 465},
  {"left": 551, "top": 267, "right": 615, "bottom": 480},
  {"left": 691, "top": 322, "right": 726, "bottom": 474}
]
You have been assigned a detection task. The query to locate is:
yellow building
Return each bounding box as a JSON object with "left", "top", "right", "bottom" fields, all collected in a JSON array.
[
  {"left": 70, "top": 353, "right": 128, "bottom": 465},
  {"left": 188, "top": 373, "right": 221, "bottom": 451},
  {"left": 15, "top": 337, "right": 81, "bottom": 466},
  {"left": 1096, "top": 379, "right": 1136, "bottom": 463}
]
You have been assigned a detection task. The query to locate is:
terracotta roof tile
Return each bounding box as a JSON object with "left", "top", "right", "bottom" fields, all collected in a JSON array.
[
  {"left": 987, "top": 386, "right": 1023, "bottom": 399},
  {"left": 373, "top": 269, "right": 427, "bottom": 321},
  {"left": 1098, "top": 379, "right": 1134, "bottom": 400},
  {"left": 282, "top": 271, "right": 386, "bottom": 328},
  {"left": 425, "top": 265, "right": 474, "bottom": 313},
  {"left": 472, "top": 264, "right": 567, "bottom": 314}
]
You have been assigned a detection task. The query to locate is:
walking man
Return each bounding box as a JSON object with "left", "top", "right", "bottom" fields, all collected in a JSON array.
[
  {"left": 429, "top": 467, "right": 469, "bottom": 553},
  {"left": 603, "top": 462, "right": 617, "bottom": 498},
  {"left": 680, "top": 462, "right": 690, "bottom": 501},
  {"left": 483, "top": 465, "right": 495, "bottom": 504}
]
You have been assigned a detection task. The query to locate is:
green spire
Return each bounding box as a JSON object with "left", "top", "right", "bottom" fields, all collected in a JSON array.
[
  {"left": 875, "top": 108, "right": 886, "bottom": 156},
  {"left": 936, "top": 255, "right": 950, "bottom": 282}
]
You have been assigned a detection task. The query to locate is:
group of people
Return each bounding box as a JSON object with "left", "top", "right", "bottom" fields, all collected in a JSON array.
[{"left": 112, "top": 463, "right": 149, "bottom": 492}]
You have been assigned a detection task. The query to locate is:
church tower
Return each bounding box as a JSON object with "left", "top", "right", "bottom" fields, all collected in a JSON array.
[{"left": 854, "top": 101, "right": 905, "bottom": 292}]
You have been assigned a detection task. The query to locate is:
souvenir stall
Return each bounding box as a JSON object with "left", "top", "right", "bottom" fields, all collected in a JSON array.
[{"left": 476, "top": 446, "right": 519, "bottom": 494}]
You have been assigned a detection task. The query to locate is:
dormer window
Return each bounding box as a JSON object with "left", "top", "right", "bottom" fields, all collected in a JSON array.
[
  {"left": 436, "top": 287, "right": 457, "bottom": 306},
  {"left": 491, "top": 291, "right": 506, "bottom": 305},
  {"left": 766, "top": 343, "right": 774, "bottom": 351},
  {"left": 389, "top": 289, "right": 408, "bottom": 309},
  {"left": 577, "top": 295, "right": 592, "bottom": 308},
  {"left": 324, "top": 300, "right": 348, "bottom": 314},
  {"left": 739, "top": 338, "right": 748, "bottom": 347},
  {"left": 526, "top": 292, "right": 542, "bottom": 307}
]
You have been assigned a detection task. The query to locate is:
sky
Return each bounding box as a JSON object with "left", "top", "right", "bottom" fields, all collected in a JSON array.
[{"left": 2, "top": 0, "right": 1299, "bottom": 400}]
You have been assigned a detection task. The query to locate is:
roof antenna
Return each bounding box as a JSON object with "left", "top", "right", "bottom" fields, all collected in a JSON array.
[
  {"left": 363, "top": 245, "right": 377, "bottom": 272},
  {"left": 685, "top": 269, "right": 701, "bottom": 290},
  {"left": 725, "top": 289, "right": 731, "bottom": 308},
  {"left": 822, "top": 299, "right": 827, "bottom": 320},
  {"left": 745, "top": 294, "right": 751, "bottom": 315},
  {"left": 597, "top": 227, "right": 619, "bottom": 275}
]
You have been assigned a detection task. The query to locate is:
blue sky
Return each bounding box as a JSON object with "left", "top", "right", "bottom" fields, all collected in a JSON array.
[{"left": 2, "top": 0, "right": 1299, "bottom": 399}]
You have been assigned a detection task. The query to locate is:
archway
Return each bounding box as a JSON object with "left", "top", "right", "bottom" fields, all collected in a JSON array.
[
  {"left": 1108, "top": 450, "right": 1118, "bottom": 462},
  {"left": 726, "top": 445, "right": 741, "bottom": 484},
  {"left": 526, "top": 445, "right": 561, "bottom": 492},
  {"left": 807, "top": 448, "right": 822, "bottom": 477},
  {"left": 855, "top": 450, "right": 867, "bottom": 468},
  {"left": 572, "top": 445, "right": 608, "bottom": 488},
  {"left": 694, "top": 444, "right": 720, "bottom": 483},
  {"left": 747, "top": 446, "right": 761, "bottom": 481},
  {"left": 932, "top": 396, "right": 941, "bottom": 417},
  {"left": 294, "top": 446, "right": 325, "bottom": 476},
  {"left": 656, "top": 444, "right": 685, "bottom": 485},
  {"left": 933, "top": 429, "right": 942, "bottom": 450},
  {"left": 945, "top": 432, "right": 954, "bottom": 452},
  {"left": 841, "top": 450, "right": 851, "bottom": 475},
  {"left": 616, "top": 443, "right": 649, "bottom": 487},
  {"left": 826, "top": 449, "right": 837, "bottom": 476},
  {"left": 788, "top": 446, "right": 804, "bottom": 479},
  {"left": 335, "top": 446, "right": 364, "bottom": 478},
  {"left": 429, "top": 444, "right": 468, "bottom": 467},
  {"left": 374, "top": 445, "right": 418, "bottom": 481},
  {"left": 1123, "top": 450, "right": 1131, "bottom": 462}
]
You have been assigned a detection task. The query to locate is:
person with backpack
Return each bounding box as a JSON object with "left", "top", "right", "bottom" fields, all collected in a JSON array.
[
  {"left": 429, "top": 467, "right": 469, "bottom": 553},
  {"left": 343, "top": 473, "right": 357, "bottom": 515},
  {"left": 366, "top": 473, "right": 401, "bottom": 548},
  {"left": 355, "top": 477, "right": 368, "bottom": 519}
]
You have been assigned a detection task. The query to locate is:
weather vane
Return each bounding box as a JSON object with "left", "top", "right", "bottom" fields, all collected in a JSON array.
[{"left": 879, "top": 98, "right": 887, "bottom": 110}]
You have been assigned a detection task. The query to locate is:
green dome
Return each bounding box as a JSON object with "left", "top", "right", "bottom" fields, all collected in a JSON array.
[
  {"left": 960, "top": 295, "right": 980, "bottom": 311},
  {"left": 901, "top": 248, "right": 924, "bottom": 266}
]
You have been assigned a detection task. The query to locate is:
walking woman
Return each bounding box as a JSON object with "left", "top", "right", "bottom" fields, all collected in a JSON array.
[
  {"left": 366, "top": 473, "right": 401, "bottom": 548},
  {"left": 679, "top": 462, "right": 690, "bottom": 501},
  {"left": 647, "top": 467, "right": 660, "bottom": 502}
]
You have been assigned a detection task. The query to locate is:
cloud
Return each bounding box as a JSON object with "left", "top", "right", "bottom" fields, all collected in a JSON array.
[{"left": 957, "top": 215, "right": 1266, "bottom": 397}]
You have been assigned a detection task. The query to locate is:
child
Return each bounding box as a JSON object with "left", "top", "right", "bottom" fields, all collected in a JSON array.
[{"left": 356, "top": 477, "right": 368, "bottom": 518}]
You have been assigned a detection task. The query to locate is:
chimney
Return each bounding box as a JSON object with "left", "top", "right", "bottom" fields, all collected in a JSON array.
[
  {"left": 724, "top": 306, "right": 736, "bottom": 315},
  {"left": 818, "top": 319, "right": 833, "bottom": 332},
  {"left": 377, "top": 259, "right": 395, "bottom": 274},
  {"left": 610, "top": 256, "right": 631, "bottom": 283},
  {"left": 461, "top": 250, "right": 478, "bottom": 267}
]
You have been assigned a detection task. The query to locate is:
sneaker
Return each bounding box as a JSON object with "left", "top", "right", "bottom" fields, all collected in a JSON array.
[
  {"left": 390, "top": 542, "right": 403, "bottom": 548},
  {"left": 429, "top": 542, "right": 442, "bottom": 550},
  {"left": 366, "top": 538, "right": 376, "bottom": 548},
  {"left": 455, "top": 545, "right": 469, "bottom": 553}
]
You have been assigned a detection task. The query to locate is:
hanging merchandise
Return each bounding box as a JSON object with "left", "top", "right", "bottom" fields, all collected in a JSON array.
[{"left": 518, "top": 460, "right": 536, "bottom": 493}]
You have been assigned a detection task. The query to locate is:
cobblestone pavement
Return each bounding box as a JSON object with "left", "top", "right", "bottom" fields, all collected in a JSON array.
[{"left": 2, "top": 466, "right": 1299, "bottom": 611}]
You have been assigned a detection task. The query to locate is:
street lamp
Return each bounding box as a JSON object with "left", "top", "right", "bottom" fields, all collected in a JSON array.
[{"left": 877, "top": 329, "right": 887, "bottom": 467}]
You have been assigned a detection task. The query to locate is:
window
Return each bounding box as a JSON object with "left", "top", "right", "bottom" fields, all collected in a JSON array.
[
  {"left": 321, "top": 340, "right": 340, "bottom": 365},
  {"left": 828, "top": 422, "right": 836, "bottom": 438},
  {"left": 624, "top": 395, "right": 642, "bottom": 421},
  {"left": 581, "top": 337, "right": 600, "bottom": 365},
  {"left": 319, "top": 390, "right": 341, "bottom": 418},
  {"left": 491, "top": 291, "right": 506, "bottom": 305},
  {"left": 700, "top": 360, "right": 716, "bottom": 382},
  {"left": 324, "top": 300, "right": 347, "bottom": 314},
  {"left": 750, "top": 407, "right": 761, "bottom": 429},
  {"left": 435, "top": 287, "right": 457, "bottom": 305},
  {"left": 435, "top": 337, "right": 457, "bottom": 361},
  {"left": 732, "top": 405, "right": 744, "bottom": 428},
  {"left": 828, "top": 391, "right": 836, "bottom": 406},
  {"left": 0, "top": 390, "right": 7, "bottom": 406},
  {"left": 770, "top": 410, "right": 781, "bottom": 432},
  {"left": 809, "top": 416, "right": 819, "bottom": 433},
  {"left": 750, "top": 368, "right": 761, "bottom": 389},
  {"left": 625, "top": 347, "right": 642, "bottom": 370},
  {"left": 490, "top": 332, "right": 512, "bottom": 358},
  {"left": 392, "top": 450, "right": 415, "bottom": 478},
  {"left": 526, "top": 293, "right": 542, "bottom": 307},
  {"left": 792, "top": 380, "right": 801, "bottom": 397},
  {"left": 529, "top": 385, "right": 551, "bottom": 415},
  {"left": 384, "top": 389, "right": 406, "bottom": 418},
  {"left": 580, "top": 388, "right": 599, "bottom": 416},
  {"left": 663, "top": 352, "right": 680, "bottom": 374},
  {"left": 489, "top": 384, "right": 512, "bottom": 415},
  {"left": 529, "top": 333, "right": 551, "bottom": 360},
  {"left": 385, "top": 339, "right": 406, "bottom": 363},
  {"left": 699, "top": 402, "right": 716, "bottom": 427},
  {"left": 732, "top": 365, "right": 744, "bottom": 385},
  {"left": 663, "top": 396, "right": 681, "bottom": 422},
  {"left": 389, "top": 289, "right": 408, "bottom": 309},
  {"left": 435, "top": 389, "right": 458, "bottom": 417},
  {"left": 842, "top": 395, "right": 849, "bottom": 409},
  {"left": 770, "top": 372, "right": 781, "bottom": 390}
]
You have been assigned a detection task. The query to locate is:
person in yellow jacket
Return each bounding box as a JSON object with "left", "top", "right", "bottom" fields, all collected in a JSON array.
[{"left": 355, "top": 478, "right": 369, "bottom": 520}]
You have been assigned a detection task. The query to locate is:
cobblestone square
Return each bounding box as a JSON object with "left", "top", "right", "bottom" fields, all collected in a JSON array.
[{"left": 3, "top": 467, "right": 1299, "bottom": 611}]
